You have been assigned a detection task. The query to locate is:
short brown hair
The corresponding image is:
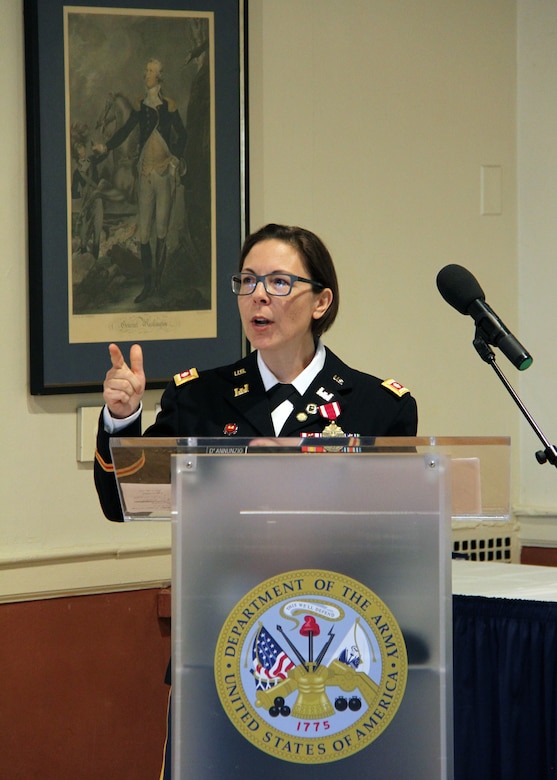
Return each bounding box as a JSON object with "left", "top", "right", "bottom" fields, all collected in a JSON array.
[{"left": 239, "top": 223, "right": 339, "bottom": 337}]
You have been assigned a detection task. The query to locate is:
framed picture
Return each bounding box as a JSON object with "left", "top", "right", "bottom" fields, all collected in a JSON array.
[{"left": 24, "top": 0, "right": 248, "bottom": 394}]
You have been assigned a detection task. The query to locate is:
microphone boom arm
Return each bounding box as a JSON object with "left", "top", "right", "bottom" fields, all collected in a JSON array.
[{"left": 473, "top": 326, "right": 557, "bottom": 468}]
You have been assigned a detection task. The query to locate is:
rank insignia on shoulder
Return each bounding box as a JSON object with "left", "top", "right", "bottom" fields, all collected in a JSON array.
[
  {"left": 174, "top": 367, "right": 199, "bottom": 386},
  {"left": 381, "top": 378, "right": 410, "bottom": 397}
]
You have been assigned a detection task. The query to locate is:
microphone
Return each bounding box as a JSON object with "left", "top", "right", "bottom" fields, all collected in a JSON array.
[{"left": 436, "top": 264, "right": 533, "bottom": 370}]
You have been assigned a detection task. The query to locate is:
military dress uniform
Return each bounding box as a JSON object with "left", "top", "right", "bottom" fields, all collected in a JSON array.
[
  {"left": 99, "top": 89, "right": 187, "bottom": 302},
  {"left": 105, "top": 93, "right": 187, "bottom": 167},
  {"left": 94, "top": 345, "right": 417, "bottom": 779},
  {"left": 95, "top": 347, "right": 417, "bottom": 522}
]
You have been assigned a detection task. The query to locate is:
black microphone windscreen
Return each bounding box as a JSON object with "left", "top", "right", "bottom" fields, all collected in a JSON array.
[{"left": 436, "top": 264, "right": 485, "bottom": 314}]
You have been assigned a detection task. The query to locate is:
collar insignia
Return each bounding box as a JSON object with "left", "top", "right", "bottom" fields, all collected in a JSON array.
[{"left": 233, "top": 383, "right": 249, "bottom": 397}]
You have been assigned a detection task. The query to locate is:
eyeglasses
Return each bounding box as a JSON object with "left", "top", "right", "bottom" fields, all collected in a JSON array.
[{"left": 231, "top": 272, "right": 324, "bottom": 297}]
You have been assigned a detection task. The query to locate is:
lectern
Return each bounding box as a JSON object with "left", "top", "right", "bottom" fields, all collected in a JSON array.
[{"left": 109, "top": 436, "right": 510, "bottom": 780}]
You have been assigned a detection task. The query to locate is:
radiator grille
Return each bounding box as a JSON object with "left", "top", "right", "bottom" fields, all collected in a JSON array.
[{"left": 452, "top": 522, "right": 518, "bottom": 563}]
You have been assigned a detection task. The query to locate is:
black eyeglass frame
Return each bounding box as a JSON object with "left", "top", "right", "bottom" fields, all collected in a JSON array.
[{"left": 230, "top": 272, "right": 325, "bottom": 297}]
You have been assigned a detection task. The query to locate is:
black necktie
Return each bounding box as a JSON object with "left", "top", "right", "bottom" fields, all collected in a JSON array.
[{"left": 267, "top": 383, "right": 297, "bottom": 411}]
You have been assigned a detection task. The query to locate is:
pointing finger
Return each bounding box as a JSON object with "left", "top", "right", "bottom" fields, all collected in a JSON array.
[{"left": 108, "top": 343, "right": 125, "bottom": 370}]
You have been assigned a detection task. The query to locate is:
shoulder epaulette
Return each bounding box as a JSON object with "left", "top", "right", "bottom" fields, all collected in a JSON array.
[
  {"left": 174, "top": 367, "right": 199, "bottom": 386},
  {"left": 381, "top": 378, "right": 410, "bottom": 397},
  {"left": 165, "top": 96, "right": 177, "bottom": 112}
]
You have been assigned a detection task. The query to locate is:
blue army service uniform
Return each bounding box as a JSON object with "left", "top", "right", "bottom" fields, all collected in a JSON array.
[
  {"left": 94, "top": 347, "right": 417, "bottom": 522},
  {"left": 94, "top": 346, "right": 417, "bottom": 778}
]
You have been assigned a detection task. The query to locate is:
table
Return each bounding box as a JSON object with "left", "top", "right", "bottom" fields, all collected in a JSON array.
[{"left": 452, "top": 561, "right": 557, "bottom": 780}]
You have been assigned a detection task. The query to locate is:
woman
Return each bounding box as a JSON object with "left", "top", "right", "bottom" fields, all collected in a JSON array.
[
  {"left": 94, "top": 222, "right": 417, "bottom": 778},
  {"left": 95, "top": 222, "right": 417, "bottom": 520}
]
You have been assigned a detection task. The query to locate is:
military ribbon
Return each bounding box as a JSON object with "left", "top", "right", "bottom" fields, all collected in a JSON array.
[{"left": 318, "top": 401, "right": 341, "bottom": 420}]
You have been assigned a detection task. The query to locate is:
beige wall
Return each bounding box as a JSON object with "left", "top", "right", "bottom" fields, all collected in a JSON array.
[
  {"left": 249, "top": 0, "right": 518, "bottom": 442},
  {"left": 516, "top": 0, "right": 557, "bottom": 544},
  {"left": 1, "top": 0, "right": 542, "bottom": 601},
  {"left": 1, "top": 1, "right": 171, "bottom": 602}
]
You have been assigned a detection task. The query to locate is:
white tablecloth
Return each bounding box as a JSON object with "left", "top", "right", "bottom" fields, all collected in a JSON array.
[{"left": 452, "top": 559, "right": 557, "bottom": 601}]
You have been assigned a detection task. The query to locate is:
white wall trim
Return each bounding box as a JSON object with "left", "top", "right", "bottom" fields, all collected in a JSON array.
[
  {"left": 0, "top": 544, "right": 171, "bottom": 604},
  {"left": 514, "top": 506, "right": 557, "bottom": 548}
]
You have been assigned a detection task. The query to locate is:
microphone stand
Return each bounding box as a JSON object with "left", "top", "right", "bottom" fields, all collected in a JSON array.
[{"left": 473, "top": 327, "right": 557, "bottom": 469}]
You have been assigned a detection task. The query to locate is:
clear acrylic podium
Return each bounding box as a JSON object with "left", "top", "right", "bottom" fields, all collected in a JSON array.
[{"left": 110, "top": 436, "right": 510, "bottom": 780}]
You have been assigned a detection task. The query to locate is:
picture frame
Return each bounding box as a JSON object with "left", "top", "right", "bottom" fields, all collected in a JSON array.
[{"left": 24, "top": 0, "right": 248, "bottom": 394}]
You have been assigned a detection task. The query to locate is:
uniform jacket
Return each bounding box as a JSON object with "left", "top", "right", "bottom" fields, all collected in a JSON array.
[
  {"left": 106, "top": 94, "right": 187, "bottom": 160},
  {"left": 95, "top": 347, "right": 417, "bottom": 521}
]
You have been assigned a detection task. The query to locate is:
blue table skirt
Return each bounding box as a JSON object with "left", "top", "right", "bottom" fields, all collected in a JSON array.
[{"left": 453, "top": 594, "right": 557, "bottom": 780}]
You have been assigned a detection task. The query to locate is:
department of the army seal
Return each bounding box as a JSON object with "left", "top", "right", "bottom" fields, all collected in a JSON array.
[{"left": 214, "top": 569, "right": 408, "bottom": 764}]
